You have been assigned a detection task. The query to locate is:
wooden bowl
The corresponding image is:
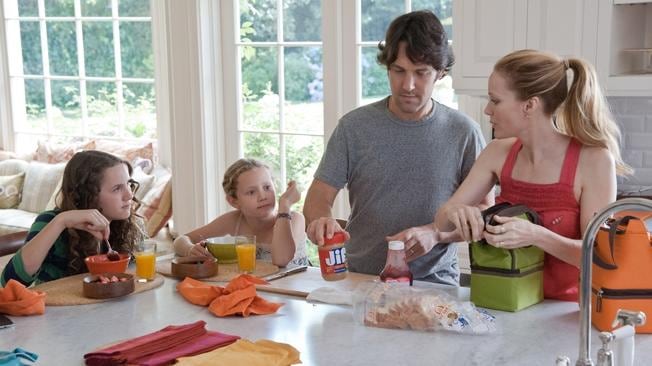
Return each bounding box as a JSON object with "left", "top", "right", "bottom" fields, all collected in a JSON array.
[
  {"left": 82, "top": 273, "right": 135, "bottom": 299},
  {"left": 171, "top": 256, "right": 218, "bottom": 279},
  {"left": 85, "top": 253, "right": 130, "bottom": 275}
]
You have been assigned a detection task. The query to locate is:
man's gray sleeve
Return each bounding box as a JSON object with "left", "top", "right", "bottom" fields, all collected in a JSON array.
[{"left": 314, "top": 122, "right": 349, "bottom": 190}]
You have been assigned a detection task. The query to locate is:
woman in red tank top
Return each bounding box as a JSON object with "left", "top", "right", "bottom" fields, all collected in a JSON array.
[{"left": 434, "top": 50, "right": 632, "bottom": 301}]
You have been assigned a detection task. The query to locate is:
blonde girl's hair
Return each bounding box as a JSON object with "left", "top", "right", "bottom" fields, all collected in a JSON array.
[
  {"left": 494, "top": 49, "right": 632, "bottom": 176},
  {"left": 222, "top": 158, "right": 270, "bottom": 198}
]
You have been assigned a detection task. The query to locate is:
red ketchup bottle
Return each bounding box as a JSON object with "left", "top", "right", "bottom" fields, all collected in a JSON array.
[
  {"left": 318, "top": 231, "right": 348, "bottom": 281},
  {"left": 380, "top": 240, "right": 413, "bottom": 286}
]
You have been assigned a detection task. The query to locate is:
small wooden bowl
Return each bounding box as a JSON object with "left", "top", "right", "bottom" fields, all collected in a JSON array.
[
  {"left": 171, "top": 256, "right": 218, "bottom": 279},
  {"left": 82, "top": 273, "right": 135, "bottom": 299}
]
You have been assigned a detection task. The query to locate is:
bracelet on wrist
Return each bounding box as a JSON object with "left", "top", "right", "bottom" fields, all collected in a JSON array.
[{"left": 277, "top": 212, "right": 292, "bottom": 220}]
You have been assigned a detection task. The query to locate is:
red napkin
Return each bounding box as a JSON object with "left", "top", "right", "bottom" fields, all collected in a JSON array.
[
  {"left": 0, "top": 279, "right": 46, "bottom": 316},
  {"left": 177, "top": 275, "right": 283, "bottom": 317},
  {"left": 83, "top": 320, "right": 239, "bottom": 366}
]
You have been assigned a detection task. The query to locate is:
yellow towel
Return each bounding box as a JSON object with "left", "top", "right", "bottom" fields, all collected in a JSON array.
[{"left": 175, "top": 339, "right": 301, "bottom": 366}]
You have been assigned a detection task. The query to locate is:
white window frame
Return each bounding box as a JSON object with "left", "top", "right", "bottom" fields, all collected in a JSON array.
[{"left": 0, "top": 0, "right": 169, "bottom": 154}]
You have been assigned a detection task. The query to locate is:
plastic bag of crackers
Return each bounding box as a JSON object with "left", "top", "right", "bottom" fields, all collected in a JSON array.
[{"left": 352, "top": 281, "right": 496, "bottom": 334}]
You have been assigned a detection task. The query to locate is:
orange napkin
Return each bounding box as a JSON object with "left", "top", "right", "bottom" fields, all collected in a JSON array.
[
  {"left": 175, "top": 339, "right": 301, "bottom": 366},
  {"left": 0, "top": 279, "right": 46, "bottom": 316},
  {"left": 177, "top": 275, "right": 283, "bottom": 317}
]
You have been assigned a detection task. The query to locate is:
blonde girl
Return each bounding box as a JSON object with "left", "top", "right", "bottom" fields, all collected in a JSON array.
[{"left": 174, "top": 158, "right": 307, "bottom": 267}]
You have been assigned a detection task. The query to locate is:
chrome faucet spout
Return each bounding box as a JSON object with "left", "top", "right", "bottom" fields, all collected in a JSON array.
[{"left": 576, "top": 198, "right": 652, "bottom": 366}]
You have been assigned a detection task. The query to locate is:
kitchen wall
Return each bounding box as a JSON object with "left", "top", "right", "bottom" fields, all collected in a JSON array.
[{"left": 610, "top": 97, "right": 652, "bottom": 194}]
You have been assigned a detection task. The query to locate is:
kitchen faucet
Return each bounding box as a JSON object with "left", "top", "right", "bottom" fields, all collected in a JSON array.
[{"left": 562, "top": 198, "right": 652, "bottom": 365}]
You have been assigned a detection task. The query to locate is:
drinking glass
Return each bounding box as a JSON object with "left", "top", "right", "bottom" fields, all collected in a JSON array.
[
  {"left": 235, "top": 235, "right": 256, "bottom": 274},
  {"left": 135, "top": 239, "right": 157, "bottom": 281}
]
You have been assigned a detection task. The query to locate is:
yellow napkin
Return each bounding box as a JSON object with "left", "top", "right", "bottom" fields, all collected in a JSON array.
[{"left": 175, "top": 339, "right": 301, "bottom": 366}]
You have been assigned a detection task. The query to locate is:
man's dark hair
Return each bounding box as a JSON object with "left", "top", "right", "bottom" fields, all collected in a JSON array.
[{"left": 377, "top": 10, "right": 454, "bottom": 74}]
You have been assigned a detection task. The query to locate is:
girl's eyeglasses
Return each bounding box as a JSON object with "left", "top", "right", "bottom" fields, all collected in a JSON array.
[{"left": 128, "top": 179, "right": 140, "bottom": 194}]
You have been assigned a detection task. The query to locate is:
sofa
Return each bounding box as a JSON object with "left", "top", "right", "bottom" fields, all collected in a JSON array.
[{"left": 0, "top": 140, "right": 173, "bottom": 239}]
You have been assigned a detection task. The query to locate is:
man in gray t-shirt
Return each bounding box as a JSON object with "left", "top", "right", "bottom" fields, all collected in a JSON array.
[{"left": 303, "top": 11, "right": 492, "bottom": 285}]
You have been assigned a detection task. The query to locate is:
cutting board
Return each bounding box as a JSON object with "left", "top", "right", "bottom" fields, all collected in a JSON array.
[
  {"left": 254, "top": 267, "right": 471, "bottom": 300},
  {"left": 255, "top": 267, "right": 377, "bottom": 298}
]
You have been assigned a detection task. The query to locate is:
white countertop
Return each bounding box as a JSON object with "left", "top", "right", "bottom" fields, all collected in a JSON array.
[{"left": 1, "top": 272, "right": 652, "bottom": 366}]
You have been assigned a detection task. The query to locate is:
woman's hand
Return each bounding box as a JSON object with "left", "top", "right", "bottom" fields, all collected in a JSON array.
[
  {"left": 484, "top": 215, "right": 540, "bottom": 249},
  {"left": 279, "top": 180, "right": 301, "bottom": 209},
  {"left": 445, "top": 204, "right": 485, "bottom": 242},
  {"left": 61, "top": 209, "right": 110, "bottom": 240}
]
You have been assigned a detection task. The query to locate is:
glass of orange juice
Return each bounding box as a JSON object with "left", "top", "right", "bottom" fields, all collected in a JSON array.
[
  {"left": 135, "top": 239, "right": 157, "bottom": 281},
  {"left": 235, "top": 235, "right": 256, "bottom": 274}
]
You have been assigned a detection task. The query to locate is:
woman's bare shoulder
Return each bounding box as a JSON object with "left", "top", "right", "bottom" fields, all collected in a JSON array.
[{"left": 578, "top": 145, "right": 615, "bottom": 177}]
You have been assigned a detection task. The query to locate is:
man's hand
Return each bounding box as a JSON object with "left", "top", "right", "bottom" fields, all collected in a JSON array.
[
  {"left": 386, "top": 225, "right": 458, "bottom": 262},
  {"left": 306, "top": 217, "right": 350, "bottom": 245}
]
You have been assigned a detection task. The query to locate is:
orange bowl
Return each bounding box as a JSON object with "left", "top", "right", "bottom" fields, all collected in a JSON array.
[{"left": 85, "top": 253, "right": 130, "bottom": 275}]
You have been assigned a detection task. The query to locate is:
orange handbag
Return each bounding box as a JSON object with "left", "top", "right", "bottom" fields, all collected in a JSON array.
[{"left": 591, "top": 210, "right": 652, "bottom": 333}]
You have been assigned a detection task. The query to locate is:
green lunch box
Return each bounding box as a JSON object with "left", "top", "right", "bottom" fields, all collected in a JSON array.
[{"left": 469, "top": 203, "right": 545, "bottom": 312}]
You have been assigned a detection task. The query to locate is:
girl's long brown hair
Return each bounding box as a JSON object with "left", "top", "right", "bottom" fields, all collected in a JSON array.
[
  {"left": 56, "top": 150, "right": 144, "bottom": 274},
  {"left": 494, "top": 49, "right": 632, "bottom": 176}
]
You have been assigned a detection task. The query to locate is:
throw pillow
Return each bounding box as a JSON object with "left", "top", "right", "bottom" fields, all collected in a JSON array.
[
  {"left": 18, "top": 162, "right": 66, "bottom": 213},
  {"left": 144, "top": 180, "right": 172, "bottom": 237},
  {"left": 0, "top": 159, "right": 29, "bottom": 176},
  {"left": 93, "top": 140, "right": 155, "bottom": 164},
  {"left": 0, "top": 172, "right": 26, "bottom": 209},
  {"left": 131, "top": 166, "right": 156, "bottom": 202},
  {"left": 136, "top": 170, "right": 172, "bottom": 237},
  {"left": 34, "top": 140, "right": 96, "bottom": 163}
]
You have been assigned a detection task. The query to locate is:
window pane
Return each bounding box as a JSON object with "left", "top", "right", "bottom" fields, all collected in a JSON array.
[
  {"left": 47, "top": 21, "right": 78, "bottom": 76},
  {"left": 285, "top": 134, "right": 323, "bottom": 194},
  {"left": 283, "top": 0, "right": 321, "bottom": 42},
  {"left": 82, "top": 0, "right": 112, "bottom": 17},
  {"left": 361, "top": 46, "right": 389, "bottom": 102},
  {"left": 411, "top": 0, "right": 453, "bottom": 39},
  {"left": 241, "top": 46, "right": 279, "bottom": 131},
  {"left": 45, "top": 0, "right": 74, "bottom": 17},
  {"left": 18, "top": 0, "right": 38, "bottom": 17},
  {"left": 13, "top": 134, "right": 39, "bottom": 155},
  {"left": 23, "top": 79, "right": 46, "bottom": 132},
  {"left": 123, "top": 82, "right": 156, "bottom": 139},
  {"left": 284, "top": 47, "right": 322, "bottom": 134},
  {"left": 50, "top": 80, "right": 81, "bottom": 135},
  {"left": 120, "top": 21, "right": 154, "bottom": 78},
  {"left": 119, "top": 0, "right": 150, "bottom": 17},
  {"left": 87, "top": 81, "right": 117, "bottom": 137},
  {"left": 242, "top": 132, "right": 281, "bottom": 183},
  {"left": 240, "top": 0, "right": 276, "bottom": 42},
  {"left": 361, "top": 0, "right": 404, "bottom": 42},
  {"left": 20, "top": 21, "right": 42, "bottom": 75},
  {"left": 83, "top": 22, "right": 115, "bottom": 77}
]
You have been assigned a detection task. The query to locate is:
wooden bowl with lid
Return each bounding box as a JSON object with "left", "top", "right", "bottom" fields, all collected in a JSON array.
[
  {"left": 171, "top": 256, "right": 218, "bottom": 279},
  {"left": 82, "top": 273, "right": 135, "bottom": 299}
]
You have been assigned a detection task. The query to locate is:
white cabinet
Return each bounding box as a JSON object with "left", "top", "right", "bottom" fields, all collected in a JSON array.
[
  {"left": 596, "top": 1, "right": 652, "bottom": 96},
  {"left": 453, "top": 0, "right": 599, "bottom": 95}
]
